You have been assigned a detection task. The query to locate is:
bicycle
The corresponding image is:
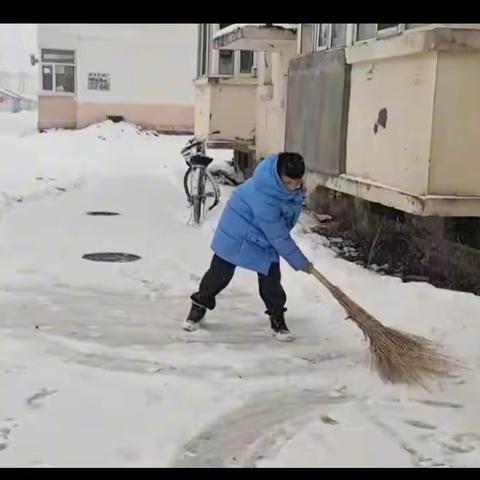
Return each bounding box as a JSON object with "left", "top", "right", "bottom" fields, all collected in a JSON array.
[{"left": 181, "top": 132, "right": 221, "bottom": 225}]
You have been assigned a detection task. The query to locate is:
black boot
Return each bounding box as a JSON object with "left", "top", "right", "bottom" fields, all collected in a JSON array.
[
  {"left": 183, "top": 302, "right": 207, "bottom": 332},
  {"left": 269, "top": 311, "right": 294, "bottom": 342}
]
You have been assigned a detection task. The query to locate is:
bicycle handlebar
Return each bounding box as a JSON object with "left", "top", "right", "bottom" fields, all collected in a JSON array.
[{"left": 181, "top": 130, "right": 221, "bottom": 155}]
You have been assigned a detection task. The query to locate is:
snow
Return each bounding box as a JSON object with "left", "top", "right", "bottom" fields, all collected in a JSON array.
[
  {"left": 213, "top": 24, "right": 298, "bottom": 40},
  {"left": 1, "top": 111, "right": 480, "bottom": 467},
  {"left": 0, "top": 88, "right": 22, "bottom": 99}
]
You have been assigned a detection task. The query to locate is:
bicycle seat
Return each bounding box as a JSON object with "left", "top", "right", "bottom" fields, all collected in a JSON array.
[{"left": 190, "top": 154, "right": 213, "bottom": 167}]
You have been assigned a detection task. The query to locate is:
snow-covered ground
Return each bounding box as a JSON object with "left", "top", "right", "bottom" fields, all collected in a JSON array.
[{"left": 1, "top": 111, "right": 480, "bottom": 467}]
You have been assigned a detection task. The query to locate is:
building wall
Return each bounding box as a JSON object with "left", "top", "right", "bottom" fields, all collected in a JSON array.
[
  {"left": 285, "top": 49, "right": 349, "bottom": 175},
  {"left": 76, "top": 103, "right": 193, "bottom": 131},
  {"left": 37, "top": 24, "right": 196, "bottom": 130},
  {"left": 345, "top": 50, "right": 437, "bottom": 196},
  {"left": 193, "top": 79, "right": 211, "bottom": 139},
  {"left": 193, "top": 24, "right": 259, "bottom": 145},
  {"left": 194, "top": 25, "right": 260, "bottom": 145},
  {"left": 38, "top": 96, "right": 76, "bottom": 129},
  {"left": 429, "top": 50, "right": 480, "bottom": 196},
  {"left": 75, "top": 27, "right": 196, "bottom": 106},
  {"left": 300, "top": 26, "right": 480, "bottom": 217},
  {"left": 209, "top": 80, "right": 257, "bottom": 142},
  {"left": 255, "top": 44, "right": 296, "bottom": 160},
  {"left": 194, "top": 78, "right": 257, "bottom": 142}
]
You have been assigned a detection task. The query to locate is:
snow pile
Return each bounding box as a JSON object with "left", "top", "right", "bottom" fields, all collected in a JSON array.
[
  {"left": 0, "top": 113, "right": 191, "bottom": 217},
  {"left": 0, "top": 110, "right": 37, "bottom": 135},
  {"left": 0, "top": 112, "right": 76, "bottom": 214}
]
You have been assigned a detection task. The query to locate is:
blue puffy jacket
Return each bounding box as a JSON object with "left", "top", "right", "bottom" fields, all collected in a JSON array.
[{"left": 211, "top": 154, "right": 309, "bottom": 275}]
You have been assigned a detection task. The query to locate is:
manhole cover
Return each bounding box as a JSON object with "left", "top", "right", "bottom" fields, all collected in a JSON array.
[
  {"left": 82, "top": 253, "right": 142, "bottom": 263},
  {"left": 86, "top": 211, "right": 120, "bottom": 216}
]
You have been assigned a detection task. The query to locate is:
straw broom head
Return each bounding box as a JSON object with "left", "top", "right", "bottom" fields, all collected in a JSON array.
[
  {"left": 312, "top": 269, "right": 463, "bottom": 388},
  {"left": 346, "top": 302, "right": 461, "bottom": 388}
]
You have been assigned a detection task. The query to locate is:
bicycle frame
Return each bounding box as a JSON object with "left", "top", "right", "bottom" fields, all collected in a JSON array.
[
  {"left": 181, "top": 133, "right": 221, "bottom": 224},
  {"left": 183, "top": 165, "right": 220, "bottom": 209}
]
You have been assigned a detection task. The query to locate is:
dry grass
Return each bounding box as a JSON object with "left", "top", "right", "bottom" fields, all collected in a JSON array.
[{"left": 312, "top": 268, "right": 462, "bottom": 388}]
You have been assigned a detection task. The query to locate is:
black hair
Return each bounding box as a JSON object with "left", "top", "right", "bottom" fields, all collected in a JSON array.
[{"left": 277, "top": 152, "right": 305, "bottom": 179}]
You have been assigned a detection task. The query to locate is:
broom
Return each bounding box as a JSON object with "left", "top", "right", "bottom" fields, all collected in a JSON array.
[{"left": 311, "top": 267, "right": 461, "bottom": 388}]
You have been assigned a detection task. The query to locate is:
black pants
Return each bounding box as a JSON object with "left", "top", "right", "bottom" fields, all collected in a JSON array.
[{"left": 191, "top": 254, "right": 287, "bottom": 315}]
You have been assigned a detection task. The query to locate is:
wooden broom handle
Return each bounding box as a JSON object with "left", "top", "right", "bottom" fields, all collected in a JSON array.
[
  {"left": 311, "top": 266, "right": 337, "bottom": 292},
  {"left": 311, "top": 266, "right": 370, "bottom": 326}
]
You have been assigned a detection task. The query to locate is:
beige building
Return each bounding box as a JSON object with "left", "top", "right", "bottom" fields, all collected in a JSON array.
[
  {"left": 210, "top": 24, "right": 297, "bottom": 162},
  {"left": 212, "top": 23, "right": 480, "bottom": 219},
  {"left": 193, "top": 24, "right": 259, "bottom": 175},
  {"left": 37, "top": 24, "right": 197, "bottom": 132}
]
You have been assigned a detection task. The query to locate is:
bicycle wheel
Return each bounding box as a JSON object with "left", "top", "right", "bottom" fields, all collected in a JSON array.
[
  {"left": 204, "top": 169, "right": 220, "bottom": 211},
  {"left": 193, "top": 196, "right": 202, "bottom": 224},
  {"left": 183, "top": 166, "right": 192, "bottom": 204},
  {"left": 190, "top": 167, "right": 203, "bottom": 224}
]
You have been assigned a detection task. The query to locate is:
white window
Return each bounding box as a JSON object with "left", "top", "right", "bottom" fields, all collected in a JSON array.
[
  {"left": 355, "top": 24, "right": 406, "bottom": 42},
  {"left": 377, "top": 23, "right": 401, "bottom": 34},
  {"left": 356, "top": 24, "right": 377, "bottom": 41},
  {"left": 240, "top": 50, "right": 254, "bottom": 74},
  {"left": 218, "top": 49, "right": 235, "bottom": 75},
  {"left": 331, "top": 24, "right": 348, "bottom": 48},
  {"left": 312, "top": 24, "right": 408, "bottom": 50},
  {"left": 315, "top": 24, "right": 331, "bottom": 50},
  {"left": 313, "top": 24, "right": 351, "bottom": 51},
  {"left": 41, "top": 49, "right": 75, "bottom": 93},
  {"left": 197, "top": 24, "right": 211, "bottom": 77},
  {"left": 202, "top": 24, "right": 257, "bottom": 78},
  {"left": 219, "top": 49, "right": 254, "bottom": 76},
  {"left": 406, "top": 23, "right": 429, "bottom": 30},
  {"left": 299, "top": 24, "right": 315, "bottom": 54},
  {"left": 217, "top": 24, "right": 235, "bottom": 76}
]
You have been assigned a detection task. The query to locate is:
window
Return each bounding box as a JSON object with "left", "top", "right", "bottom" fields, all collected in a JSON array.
[
  {"left": 42, "top": 65, "right": 53, "bottom": 91},
  {"left": 197, "top": 24, "right": 210, "bottom": 77},
  {"left": 316, "top": 24, "right": 331, "bottom": 49},
  {"left": 377, "top": 23, "right": 401, "bottom": 32},
  {"left": 406, "top": 23, "right": 428, "bottom": 29},
  {"left": 356, "top": 24, "right": 377, "bottom": 41},
  {"left": 41, "top": 49, "right": 75, "bottom": 93},
  {"left": 55, "top": 65, "right": 75, "bottom": 93},
  {"left": 218, "top": 49, "right": 234, "bottom": 75},
  {"left": 41, "top": 49, "right": 74, "bottom": 63},
  {"left": 198, "top": 24, "right": 257, "bottom": 78},
  {"left": 331, "top": 24, "right": 348, "bottom": 48},
  {"left": 356, "top": 24, "right": 405, "bottom": 42},
  {"left": 376, "top": 23, "right": 403, "bottom": 37},
  {"left": 314, "top": 24, "right": 350, "bottom": 51},
  {"left": 217, "top": 24, "right": 235, "bottom": 76},
  {"left": 300, "top": 24, "right": 314, "bottom": 54},
  {"left": 240, "top": 50, "right": 254, "bottom": 74}
]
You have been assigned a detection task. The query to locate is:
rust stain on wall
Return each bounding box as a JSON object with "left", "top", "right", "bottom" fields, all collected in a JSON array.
[{"left": 374, "top": 108, "right": 388, "bottom": 135}]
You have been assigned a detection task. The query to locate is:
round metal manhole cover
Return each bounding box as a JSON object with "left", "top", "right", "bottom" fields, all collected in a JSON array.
[
  {"left": 82, "top": 253, "right": 142, "bottom": 263},
  {"left": 86, "top": 211, "right": 120, "bottom": 216}
]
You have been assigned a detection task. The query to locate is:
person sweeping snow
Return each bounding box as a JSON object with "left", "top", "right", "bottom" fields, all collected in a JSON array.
[{"left": 184, "top": 152, "right": 313, "bottom": 341}]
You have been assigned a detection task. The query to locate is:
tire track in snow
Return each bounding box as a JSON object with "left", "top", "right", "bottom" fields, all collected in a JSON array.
[
  {"left": 171, "top": 389, "right": 356, "bottom": 467},
  {"left": 0, "top": 289, "right": 354, "bottom": 381}
]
